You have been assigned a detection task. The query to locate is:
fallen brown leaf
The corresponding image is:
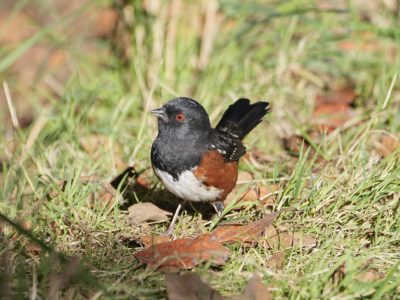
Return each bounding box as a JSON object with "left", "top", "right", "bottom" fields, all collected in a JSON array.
[
  {"left": 282, "top": 134, "right": 313, "bottom": 156},
  {"left": 339, "top": 32, "right": 380, "bottom": 53},
  {"left": 312, "top": 88, "right": 357, "bottom": 133},
  {"left": 93, "top": 8, "right": 118, "bottom": 37},
  {"left": 265, "top": 252, "right": 285, "bottom": 270},
  {"left": 237, "top": 171, "right": 254, "bottom": 182},
  {"left": 135, "top": 212, "right": 283, "bottom": 271},
  {"left": 47, "top": 256, "right": 81, "bottom": 299},
  {"left": 97, "top": 188, "right": 116, "bottom": 208},
  {"left": 26, "top": 242, "right": 42, "bottom": 255},
  {"left": 315, "top": 88, "right": 356, "bottom": 106},
  {"left": 229, "top": 274, "right": 272, "bottom": 300},
  {"left": 135, "top": 173, "right": 152, "bottom": 189},
  {"left": 0, "top": 238, "right": 12, "bottom": 300},
  {"left": 264, "top": 227, "right": 317, "bottom": 249},
  {"left": 224, "top": 186, "right": 276, "bottom": 209},
  {"left": 356, "top": 269, "right": 385, "bottom": 283},
  {"left": 127, "top": 202, "right": 172, "bottom": 225},
  {"left": 0, "top": 11, "right": 36, "bottom": 44},
  {"left": 134, "top": 235, "right": 230, "bottom": 271},
  {"left": 166, "top": 273, "right": 224, "bottom": 300},
  {"left": 140, "top": 235, "right": 171, "bottom": 247},
  {"left": 333, "top": 261, "right": 385, "bottom": 284},
  {"left": 375, "top": 135, "right": 400, "bottom": 157},
  {"left": 247, "top": 148, "right": 277, "bottom": 164},
  {"left": 211, "top": 212, "right": 281, "bottom": 244},
  {"left": 166, "top": 273, "right": 272, "bottom": 300}
]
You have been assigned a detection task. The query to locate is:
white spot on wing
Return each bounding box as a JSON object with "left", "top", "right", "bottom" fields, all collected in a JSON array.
[
  {"left": 154, "top": 168, "right": 221, "bottom": 202},
  {"left": 229, "top": 147, "right": 237, "bottom": 159},
  {"left": 217, "top": 149, "right": 226, "bottom": 154}
]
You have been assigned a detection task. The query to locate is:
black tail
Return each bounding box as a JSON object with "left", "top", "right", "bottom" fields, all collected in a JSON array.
[{"left": 216, "top": 98, "right": 270, "bottom": 140}]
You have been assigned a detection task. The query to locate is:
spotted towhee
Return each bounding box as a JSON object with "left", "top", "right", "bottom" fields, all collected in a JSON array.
[{"left": 151, "top": 97, "right": 270, "bottom": 233}]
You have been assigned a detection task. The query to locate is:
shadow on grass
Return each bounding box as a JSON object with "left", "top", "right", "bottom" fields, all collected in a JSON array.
[{"left": 112, "top": 166, "right": 216, "bottom": 220}]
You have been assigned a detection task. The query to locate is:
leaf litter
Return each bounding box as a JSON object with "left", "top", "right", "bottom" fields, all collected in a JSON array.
[
  {"left": 135, "top": 209, "right": 315, "bottom": 271},
  {"left": 224, "top": 185, "right": 277, "bottom": 210},
  {"left": 135, "top": 212, "right": 281, "bottom": 271},
  {"left": 210, "top": 211, "right": 281, "bottom": 244},
  {"left": 282, "top": 85, "right": 358, "bottom": 157},
  {"left": 135, "top": 234, "right": 230, "bottom": 271},
  {"left": 374, "top": 134, "right": 400, "bottom": 158},
  {"left": 127, "top": 202, "right": 172, "bottom": 225},
  {"left": 265, "top": 252, "right": 285, "bottom": 270},
  {"left": 165, "top": 273, "right": 272, "bottom": 300},
  {"left": 311, "top": 87, "right": 357, "bottom": 133}
]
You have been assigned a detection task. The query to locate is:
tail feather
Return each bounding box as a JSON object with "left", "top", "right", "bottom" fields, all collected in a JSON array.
[{"left": 216, "top": 98, "right": 270, "bottom": 139}]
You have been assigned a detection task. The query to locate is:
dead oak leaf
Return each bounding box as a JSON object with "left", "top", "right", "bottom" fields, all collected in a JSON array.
[
  {"left": 224, "top": 186, "right": 277, "bottom": 210},
  {"left": 264, "top": 227, "right": 317, "bottom": 249},
  {"left": 282, "top": 134, "right": 314, "bottom": 157},
  {"left": 135, "top": 212, "right": 283, "bottom": 271},
  {"left": 375, "top": 135, "right": 400, "bottom": 158},
  {"left": 247, "top": 148, "right": 277, "bottom": 164},
  {"left": 265, "top": 252, "right": 285, "bottom": 270},
  {"left": 134, "top": 235, "right": 229, "bottom": 271},
  {"left": 312, "top": 88, "right": 357, "bottom": 133},
  {"left": 356, "top": 268, "right": 385, "bottom": 283},
  {"left": 140, "top": 235, "right": 170, "bottom": 247},
  {"left": 127, "top": 203, "right": 172, "bottom": 225},
  {"left": 166, "top": 273, "right": 224, "bottom": 300},
  {"left": 237, "top": 171, "right": 254, "bottom": 182},
  {"left": 229, "top": 274, "right": 272, "bottom": 300},
  {"left": 210, "top": 211, "right": 281, "bottom": 244},
  {"left": 166, "top": 273, "right": 272, "bottom": 300},
  {"left": 26, "top": 243, "right": 42, "bottom": 255},
  {"left": 93, "top": 8, "right": 118, "bottom": 37},
  {"left": 315, "top": 88, "right": 356, "bottom": 106}
]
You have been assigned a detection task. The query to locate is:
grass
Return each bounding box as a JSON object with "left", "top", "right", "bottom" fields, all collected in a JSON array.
[{"left": 1, "top": 0, "right": 400, "bottom": 299}]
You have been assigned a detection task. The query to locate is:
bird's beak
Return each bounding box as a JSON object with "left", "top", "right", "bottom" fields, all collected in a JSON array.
[{"left": 150, "top": 107, "right": 168, "bottom": 122}]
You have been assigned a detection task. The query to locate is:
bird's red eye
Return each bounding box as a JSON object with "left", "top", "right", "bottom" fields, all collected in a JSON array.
[{"left": 176, "top": 113, "right": 185, "bottom": 122}]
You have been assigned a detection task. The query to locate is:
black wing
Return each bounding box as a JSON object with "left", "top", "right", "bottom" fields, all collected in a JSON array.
[
  {"left": 209, "top": 130, "right": 246, "bottom": 162},
  {"left": 216, "top": 98, "right": 270, "bottom": 140}
]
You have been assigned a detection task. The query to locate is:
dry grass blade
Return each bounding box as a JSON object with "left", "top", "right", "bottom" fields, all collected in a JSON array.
[{"left": 3, "top": 81, "right": 19, "bottom": 128}]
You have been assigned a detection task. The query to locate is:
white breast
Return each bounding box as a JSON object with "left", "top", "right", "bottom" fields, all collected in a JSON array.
[{"left": 154, "top": 168, "right": 221, "bottom": 202}]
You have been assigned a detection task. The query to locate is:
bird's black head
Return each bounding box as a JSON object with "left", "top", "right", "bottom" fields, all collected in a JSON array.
[{"left": 151, "top": 97, "right": 211, "bottom": 139}]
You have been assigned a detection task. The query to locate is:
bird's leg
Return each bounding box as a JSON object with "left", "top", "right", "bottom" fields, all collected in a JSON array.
[
  {"left": 163, "top": 203, "right": 182, "bottom": 236},
  {"left": 212, "top": 201, "right": 225, "bottom": 217}
]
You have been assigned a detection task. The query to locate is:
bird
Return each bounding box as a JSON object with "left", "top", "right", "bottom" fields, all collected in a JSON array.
[{"left": 150, "top": 97, "right": 270, "bottom": 234}]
